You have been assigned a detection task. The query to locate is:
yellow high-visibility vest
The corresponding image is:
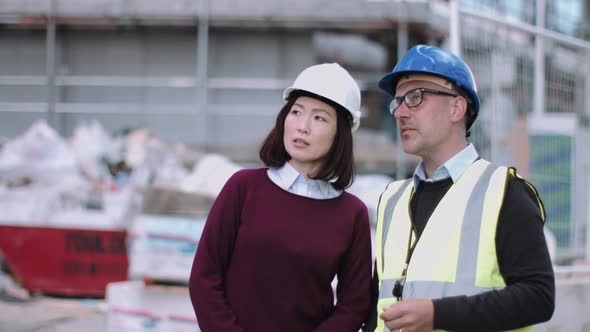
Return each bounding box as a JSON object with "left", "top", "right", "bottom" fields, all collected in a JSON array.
[{"left": 374, "top": 160, "right": 543, "bottom": 332}]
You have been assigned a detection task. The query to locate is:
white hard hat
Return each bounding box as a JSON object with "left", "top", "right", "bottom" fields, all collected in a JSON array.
[{"left": 283, "top": 63, "right": 361, "bottom": 132}]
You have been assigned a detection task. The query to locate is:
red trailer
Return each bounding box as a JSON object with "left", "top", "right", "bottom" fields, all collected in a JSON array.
[{"left": 0, "top": 224, "right": 128, "bottom": 297}]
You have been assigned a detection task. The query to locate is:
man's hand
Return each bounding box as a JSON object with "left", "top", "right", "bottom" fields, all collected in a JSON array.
[{"left": 379, "top": 298, "right": 434, "bottom": 332}]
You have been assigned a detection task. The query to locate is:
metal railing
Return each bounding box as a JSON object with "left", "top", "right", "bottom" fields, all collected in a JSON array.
[{"left": 451, "top": 0, "right": 589, "bottom": 263}]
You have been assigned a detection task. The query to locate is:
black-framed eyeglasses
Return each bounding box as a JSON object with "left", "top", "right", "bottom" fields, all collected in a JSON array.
[{"left": 390, "top": 88, "right": 459, "bottom": 114}]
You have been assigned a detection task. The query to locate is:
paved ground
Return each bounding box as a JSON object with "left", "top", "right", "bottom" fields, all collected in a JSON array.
[
  {"left": 0, "top": 272, "right": 107, "bottom": 332},
  {"left": 0, "top": 301, "right": 105, "bottom": 332},
  {"left": 0, "top": 297, "right": 106, "bottom": 332}
]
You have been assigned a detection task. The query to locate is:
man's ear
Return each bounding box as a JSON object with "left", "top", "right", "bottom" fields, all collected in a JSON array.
[{"left": 450, "top": 96, "right": 468, "bottom": 124}]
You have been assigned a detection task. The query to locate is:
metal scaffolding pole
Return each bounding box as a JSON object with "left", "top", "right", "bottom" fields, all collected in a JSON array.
[
  {"left": 196, "top": 0, "right": 210, "bottom": 148},
  {"left": 395, "top": 3, "right": 408, "bottom": 180},
  {"left": 584, "top": 53, "right": 590, "bottom": 261},
  {"left": 45, "top": 0, "right": 57, "bottom": 129}
]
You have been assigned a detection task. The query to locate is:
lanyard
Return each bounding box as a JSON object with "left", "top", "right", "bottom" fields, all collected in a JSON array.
[{"left": 393, "top": 192, "right": 419, "bottom": 300}]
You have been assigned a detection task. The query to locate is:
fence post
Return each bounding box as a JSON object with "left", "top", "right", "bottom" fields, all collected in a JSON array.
[
  {"left": 449, "top": 0, "right": 461, "bottom": 56},
  {"left": 533, "top": 0, "right": 546, "bottom": 118}
]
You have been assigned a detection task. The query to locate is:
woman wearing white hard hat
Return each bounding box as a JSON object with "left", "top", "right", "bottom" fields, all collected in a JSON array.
[{"left": 189, "top": 63, "right": 372, "bottom": 332}]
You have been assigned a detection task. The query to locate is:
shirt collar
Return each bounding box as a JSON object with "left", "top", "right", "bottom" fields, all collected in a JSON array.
[
  {"left": 275, "top": 161, "right": 300, "bottom": 190},
  {"left": 270, "top": 162, "right": 340, "bottom": 199},
  {"left": 412, "top": 143, "right": 479, "bottom": 189}
]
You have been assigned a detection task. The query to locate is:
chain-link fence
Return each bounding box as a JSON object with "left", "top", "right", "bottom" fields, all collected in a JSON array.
[{"left": 456, "top": 0, "right": 590, "bottom": 263}]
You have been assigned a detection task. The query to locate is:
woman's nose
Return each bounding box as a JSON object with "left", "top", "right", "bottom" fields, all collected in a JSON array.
[{"left": 297, "top": 116, "right": 311, "bottom": 133}]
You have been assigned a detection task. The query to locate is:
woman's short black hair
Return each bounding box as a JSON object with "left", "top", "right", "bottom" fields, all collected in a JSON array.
[{"left": 259, "top": 90, "right": 356, "bottom": 190}]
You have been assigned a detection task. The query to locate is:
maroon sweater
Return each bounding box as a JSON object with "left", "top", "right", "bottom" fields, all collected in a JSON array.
[{"left": 189, "top": 168, "right": 372, "bottom": 332}]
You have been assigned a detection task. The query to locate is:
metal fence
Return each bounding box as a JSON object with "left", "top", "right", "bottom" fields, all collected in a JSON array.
[{"left": 453, "top": 0, "right": 590, "bottom": 263}]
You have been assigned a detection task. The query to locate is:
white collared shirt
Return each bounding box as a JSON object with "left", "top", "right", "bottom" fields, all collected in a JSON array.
[
  {"left": 267, "top": 162, "right": 342, "bottom": 199},
  {"left": 412, "top": 143, "right": 479, "bottom": 189}
]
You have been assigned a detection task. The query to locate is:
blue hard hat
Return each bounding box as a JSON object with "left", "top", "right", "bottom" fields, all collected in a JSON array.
[{"left": 379, "top": 44, "right": 480, "bottom": 129}]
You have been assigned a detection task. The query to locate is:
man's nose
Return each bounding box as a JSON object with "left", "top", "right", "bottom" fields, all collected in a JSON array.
[{"left": 394, "top": 102, "right": 410, "bottom": 119}]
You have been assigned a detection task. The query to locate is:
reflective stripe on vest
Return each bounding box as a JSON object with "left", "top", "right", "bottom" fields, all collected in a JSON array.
[
  {"left": 375, "top": 179, "right": 413, "bottom": 284},
  {"left": 374, "top": 160, "right": 533, "bottom": 332}
]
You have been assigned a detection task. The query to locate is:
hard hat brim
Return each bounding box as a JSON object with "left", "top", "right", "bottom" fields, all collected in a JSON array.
[
  {"left": 282, "top": 87, "right": 361, "bottom": 132},
  {"left": 378, "top": 70, "right": 453, "bottom": 97}
]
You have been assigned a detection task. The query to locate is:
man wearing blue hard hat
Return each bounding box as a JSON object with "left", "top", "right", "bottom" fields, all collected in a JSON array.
[{"left": 364, "top": 45, "right": 555, "bottom": 332}]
